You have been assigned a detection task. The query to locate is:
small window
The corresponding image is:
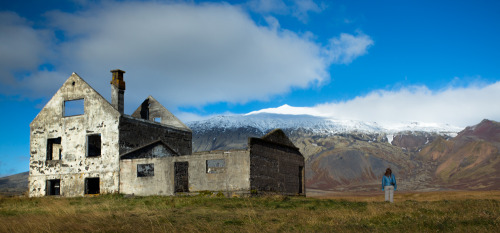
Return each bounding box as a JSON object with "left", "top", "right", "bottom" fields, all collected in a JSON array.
[
  {"left": 47, "top": 137, "right": 62, "bottom": 160},
  {"left": 46, "top": 179, "right": 60, "bottom": 196},
  {"left": 85, "top": 177, "right": 100, "bottom": 194},
  {"left": 87, "top": 134, "right": 101, "bottom": 157},
  {"left": 206, "top": 159, "right": 225, "bottom": 174},
  {"left": 137, "top": 164, "right": 154, "bottom": 177},
  {"left": 64, "top": 99, "right": 84, "bottom": 116},
  {"left": 154, "top": 117, "right": 161, "bottom": 123}
]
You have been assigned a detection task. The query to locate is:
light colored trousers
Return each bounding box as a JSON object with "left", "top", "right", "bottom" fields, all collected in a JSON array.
[{"left": 384, "top": 186, "right": 394, "bottom": 203}]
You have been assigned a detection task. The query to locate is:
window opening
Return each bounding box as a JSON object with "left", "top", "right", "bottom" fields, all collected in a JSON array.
[
  {"left": 46, "top": 179, "right": 60, "bottom": 196},
  {"left": 64, "top": 99, "right": 84, "bottom": 116},
  {"left": 154, "top": 117, "right": 161, "bottom": 123},
  {"left": 206, "top": 159, "right": 225, "bottom": 173},
  {"left": 87, "top": 134, "right": 101, "bottom": 157},
  {"left": 47, "top": 137, "right": 62, "bottom": 160},
  {"left": 137, "top": 164, "right": 154, "bottom": 177},
  {"left": 85, "top": 177, "right": 100, "bottom": 194},
  {"left": 174, "top": 162, "right": 189, "bottom": 193}
]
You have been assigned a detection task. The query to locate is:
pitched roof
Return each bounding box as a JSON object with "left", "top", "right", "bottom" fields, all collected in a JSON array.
[
  {"left": 120, "top": 140, "right": 180, "bottom": 160},
  {"left": 261, "top": 129, "right": 297, "bottom": 149}
]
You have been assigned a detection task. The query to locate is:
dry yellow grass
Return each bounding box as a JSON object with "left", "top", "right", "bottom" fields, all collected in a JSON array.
[
  {"left": 310, "top": 190, "right": 500, "bottom": 202},
  {"left": 0, "top": 191, "right": 499, "bottom": 232}
]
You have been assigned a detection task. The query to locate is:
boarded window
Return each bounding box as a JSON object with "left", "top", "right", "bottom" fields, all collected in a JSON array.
[
  {"left": 85, "top": 177, "right": 100, "bottom": 194},
  {"left": 46, "top": 179, "right": 60, "bottom": 196},
  {"left": 137, "top": 164, "right": 154, "bottom": 177},
  {"left": 206, "top": 159, "right": 225, "bottom": 174},
  {"left": 47, "top": 137, "right": 62, "bottom": 160},
  {"left": 64, "top": 99, "right": 84, "bottom": 116},
  {"left": 87, "top": 134, "right": 101, "bottom": 157}
]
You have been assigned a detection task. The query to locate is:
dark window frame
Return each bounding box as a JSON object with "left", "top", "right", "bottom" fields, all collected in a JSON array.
[
  {"left": 46, "top": 179, "right": 61, "bottom": 196},
  {"left": 47, "top": 137, "right": 62, "bottom": 161},
  {"left": 86, "top": 134, "right": 102, "bottom": 157},
  {"left": 85, "top": 177, "right": 100, "bottom": 195},
  {"left": 137, "top": 163, "right": 155, "bottom": 177}
]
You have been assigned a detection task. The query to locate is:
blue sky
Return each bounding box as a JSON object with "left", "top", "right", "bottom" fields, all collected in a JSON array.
[{"left": 1, "top": 0, "right": 500, "bottom": 176}]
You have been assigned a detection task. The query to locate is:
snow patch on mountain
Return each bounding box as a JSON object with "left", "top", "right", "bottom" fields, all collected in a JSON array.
[{"left": 187, "top": 113, "right": 462, "bottom": 136}]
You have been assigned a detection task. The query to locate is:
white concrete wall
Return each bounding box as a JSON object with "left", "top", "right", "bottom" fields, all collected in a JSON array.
[
  {"left": 119, "top": 150, "right": 251, "bottom": 196},
  {"left": 29, "top": 73, "right": 121, "bottom": 197}
]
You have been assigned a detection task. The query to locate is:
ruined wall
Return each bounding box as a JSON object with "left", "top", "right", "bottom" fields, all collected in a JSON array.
[
  {"left": 119, "top": 115, "right": 192, "bottom": 155},
  {"left": 131, "top": 96, "right": 190, "bottom": 130},
  {"left": 29, "top": 73, "right": 121, "bottom": 197},
  {"left": 119, "top": 150, "right": 251, "bottom": 196},
  {"left": 249, "top": 138, "right": 305, "bottom": 195}
]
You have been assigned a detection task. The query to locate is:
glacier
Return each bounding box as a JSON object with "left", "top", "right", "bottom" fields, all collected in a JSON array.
[{"left": 186, "top": 113, "right": 462, "bottom": 136}]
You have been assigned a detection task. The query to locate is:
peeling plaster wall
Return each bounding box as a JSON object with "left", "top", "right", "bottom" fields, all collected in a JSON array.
[
  {"left": 249, "top": 138, "right": 305, "bottom": 195},
  {"left": 29, "top": 74, "right": 121, "bottom": 197},
  {"left": 119, "top": 150, "right": 251, "bottom": 196},
  {"left": 131, "top": 96, "right": 190, "bottom": 130},
  {"left": 119, "top": 115, "right": 192, "bottom": 156}
]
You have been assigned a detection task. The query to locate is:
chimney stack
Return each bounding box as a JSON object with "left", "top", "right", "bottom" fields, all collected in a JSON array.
[{"left": 110, "top": 69, "right": 126, "bottom": 114}]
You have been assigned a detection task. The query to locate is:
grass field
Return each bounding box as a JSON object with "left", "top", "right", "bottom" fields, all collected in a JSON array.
[{"left": 0, "top": 191, "right": 499, "bottom": 232}]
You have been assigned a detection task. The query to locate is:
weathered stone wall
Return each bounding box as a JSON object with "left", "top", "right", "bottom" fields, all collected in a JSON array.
[
  {"left": 119, "top": 115, "right": 192, "bottom": 156},
  {"left": 131, "top": 96, "right": 190, "bottom": 130},
  {"left": 29, "top": 73, "right": 121, "bottom": 197},
  {"left": 249, "top": 138, "right": 305, "bottom": 195},
  {"left": 119, "top": 150, "right": 251, "bottom": 196}
]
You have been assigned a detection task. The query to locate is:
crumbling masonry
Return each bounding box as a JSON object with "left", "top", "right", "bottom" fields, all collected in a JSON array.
[{"left": 29, "top": 70, "right": 305, "bottom": 197}]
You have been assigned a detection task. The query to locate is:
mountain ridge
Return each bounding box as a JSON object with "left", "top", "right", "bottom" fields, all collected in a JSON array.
[{"left": 187, "top": 113, "right": 462, "bottom": 136}]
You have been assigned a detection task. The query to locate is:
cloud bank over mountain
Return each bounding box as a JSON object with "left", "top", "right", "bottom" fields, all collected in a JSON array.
[{"left": 247, "top": 82, "right": 500, "bottom": 128}]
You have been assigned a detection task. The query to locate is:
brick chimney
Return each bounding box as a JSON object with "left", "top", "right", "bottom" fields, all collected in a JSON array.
[{"left": 110, "top": 69, "right": 126, "bottom": 114}]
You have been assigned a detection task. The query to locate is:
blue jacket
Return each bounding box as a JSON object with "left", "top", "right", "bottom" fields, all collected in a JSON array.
[{"left": 382, "top": 174, "right": 397, "bottom": 190}]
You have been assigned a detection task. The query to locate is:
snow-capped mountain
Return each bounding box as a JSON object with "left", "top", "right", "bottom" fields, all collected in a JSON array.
[{"left": 186, "top": 113, "right": 462, "bottom": 136}]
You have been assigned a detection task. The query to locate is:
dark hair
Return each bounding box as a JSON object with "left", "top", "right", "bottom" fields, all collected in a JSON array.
[{"left": 385, "top": 168, "right": 392, "bottom": 177}]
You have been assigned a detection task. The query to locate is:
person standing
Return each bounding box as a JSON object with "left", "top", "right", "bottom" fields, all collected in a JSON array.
[{"left": 382, "top": 168, "right": 397, "bottom": 203}]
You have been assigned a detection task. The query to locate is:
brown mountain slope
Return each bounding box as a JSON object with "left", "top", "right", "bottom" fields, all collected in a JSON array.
[
  {"left": 418, "top": 119, "right": 500, "bottom": 190},
  {"left": 303, "top": 134, "right": 432, "bottom": 191},
  {"left": 0, "top": 172, "right": 29, "bottom": 196}
]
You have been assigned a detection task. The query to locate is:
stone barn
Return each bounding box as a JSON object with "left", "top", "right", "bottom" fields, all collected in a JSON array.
[{"left": 29, "top": 70, "right": 305, "bottom": 197}]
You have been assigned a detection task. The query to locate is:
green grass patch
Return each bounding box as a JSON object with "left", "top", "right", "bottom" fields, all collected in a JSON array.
[{"left": 0, "top": 194, "right": 499, "bottom": 232}]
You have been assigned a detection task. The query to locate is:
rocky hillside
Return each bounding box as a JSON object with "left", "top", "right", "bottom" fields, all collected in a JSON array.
[{"left": 418, "top": 119, "right": 500, "bottom": 190}]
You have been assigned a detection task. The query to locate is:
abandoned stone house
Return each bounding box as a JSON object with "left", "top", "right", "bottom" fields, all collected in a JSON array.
[{"left": 29, "top": 70, "right": 305, "bottom": 197}]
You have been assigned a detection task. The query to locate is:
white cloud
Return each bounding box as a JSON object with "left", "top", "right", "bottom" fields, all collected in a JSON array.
[
  {"left": 2, "top": 1, "right": 371, "bottom": 113},
  {"left": 327, "top": 32, "right": 374, "bottom": 64},
  {"left": 247, "top": 0, "right": 324, "bottom": 23},
  {"left": 0, "top": 12, "right": 51, "bottom": 91},
  {"left": 249, "top": 82, "right": 500, "bottom": 128},
  {"left": 43, "top": 2, "right": 328, "bottom": 109},
  {"left": 291, "top": 0, "right": 323, "bottom": 23}
]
